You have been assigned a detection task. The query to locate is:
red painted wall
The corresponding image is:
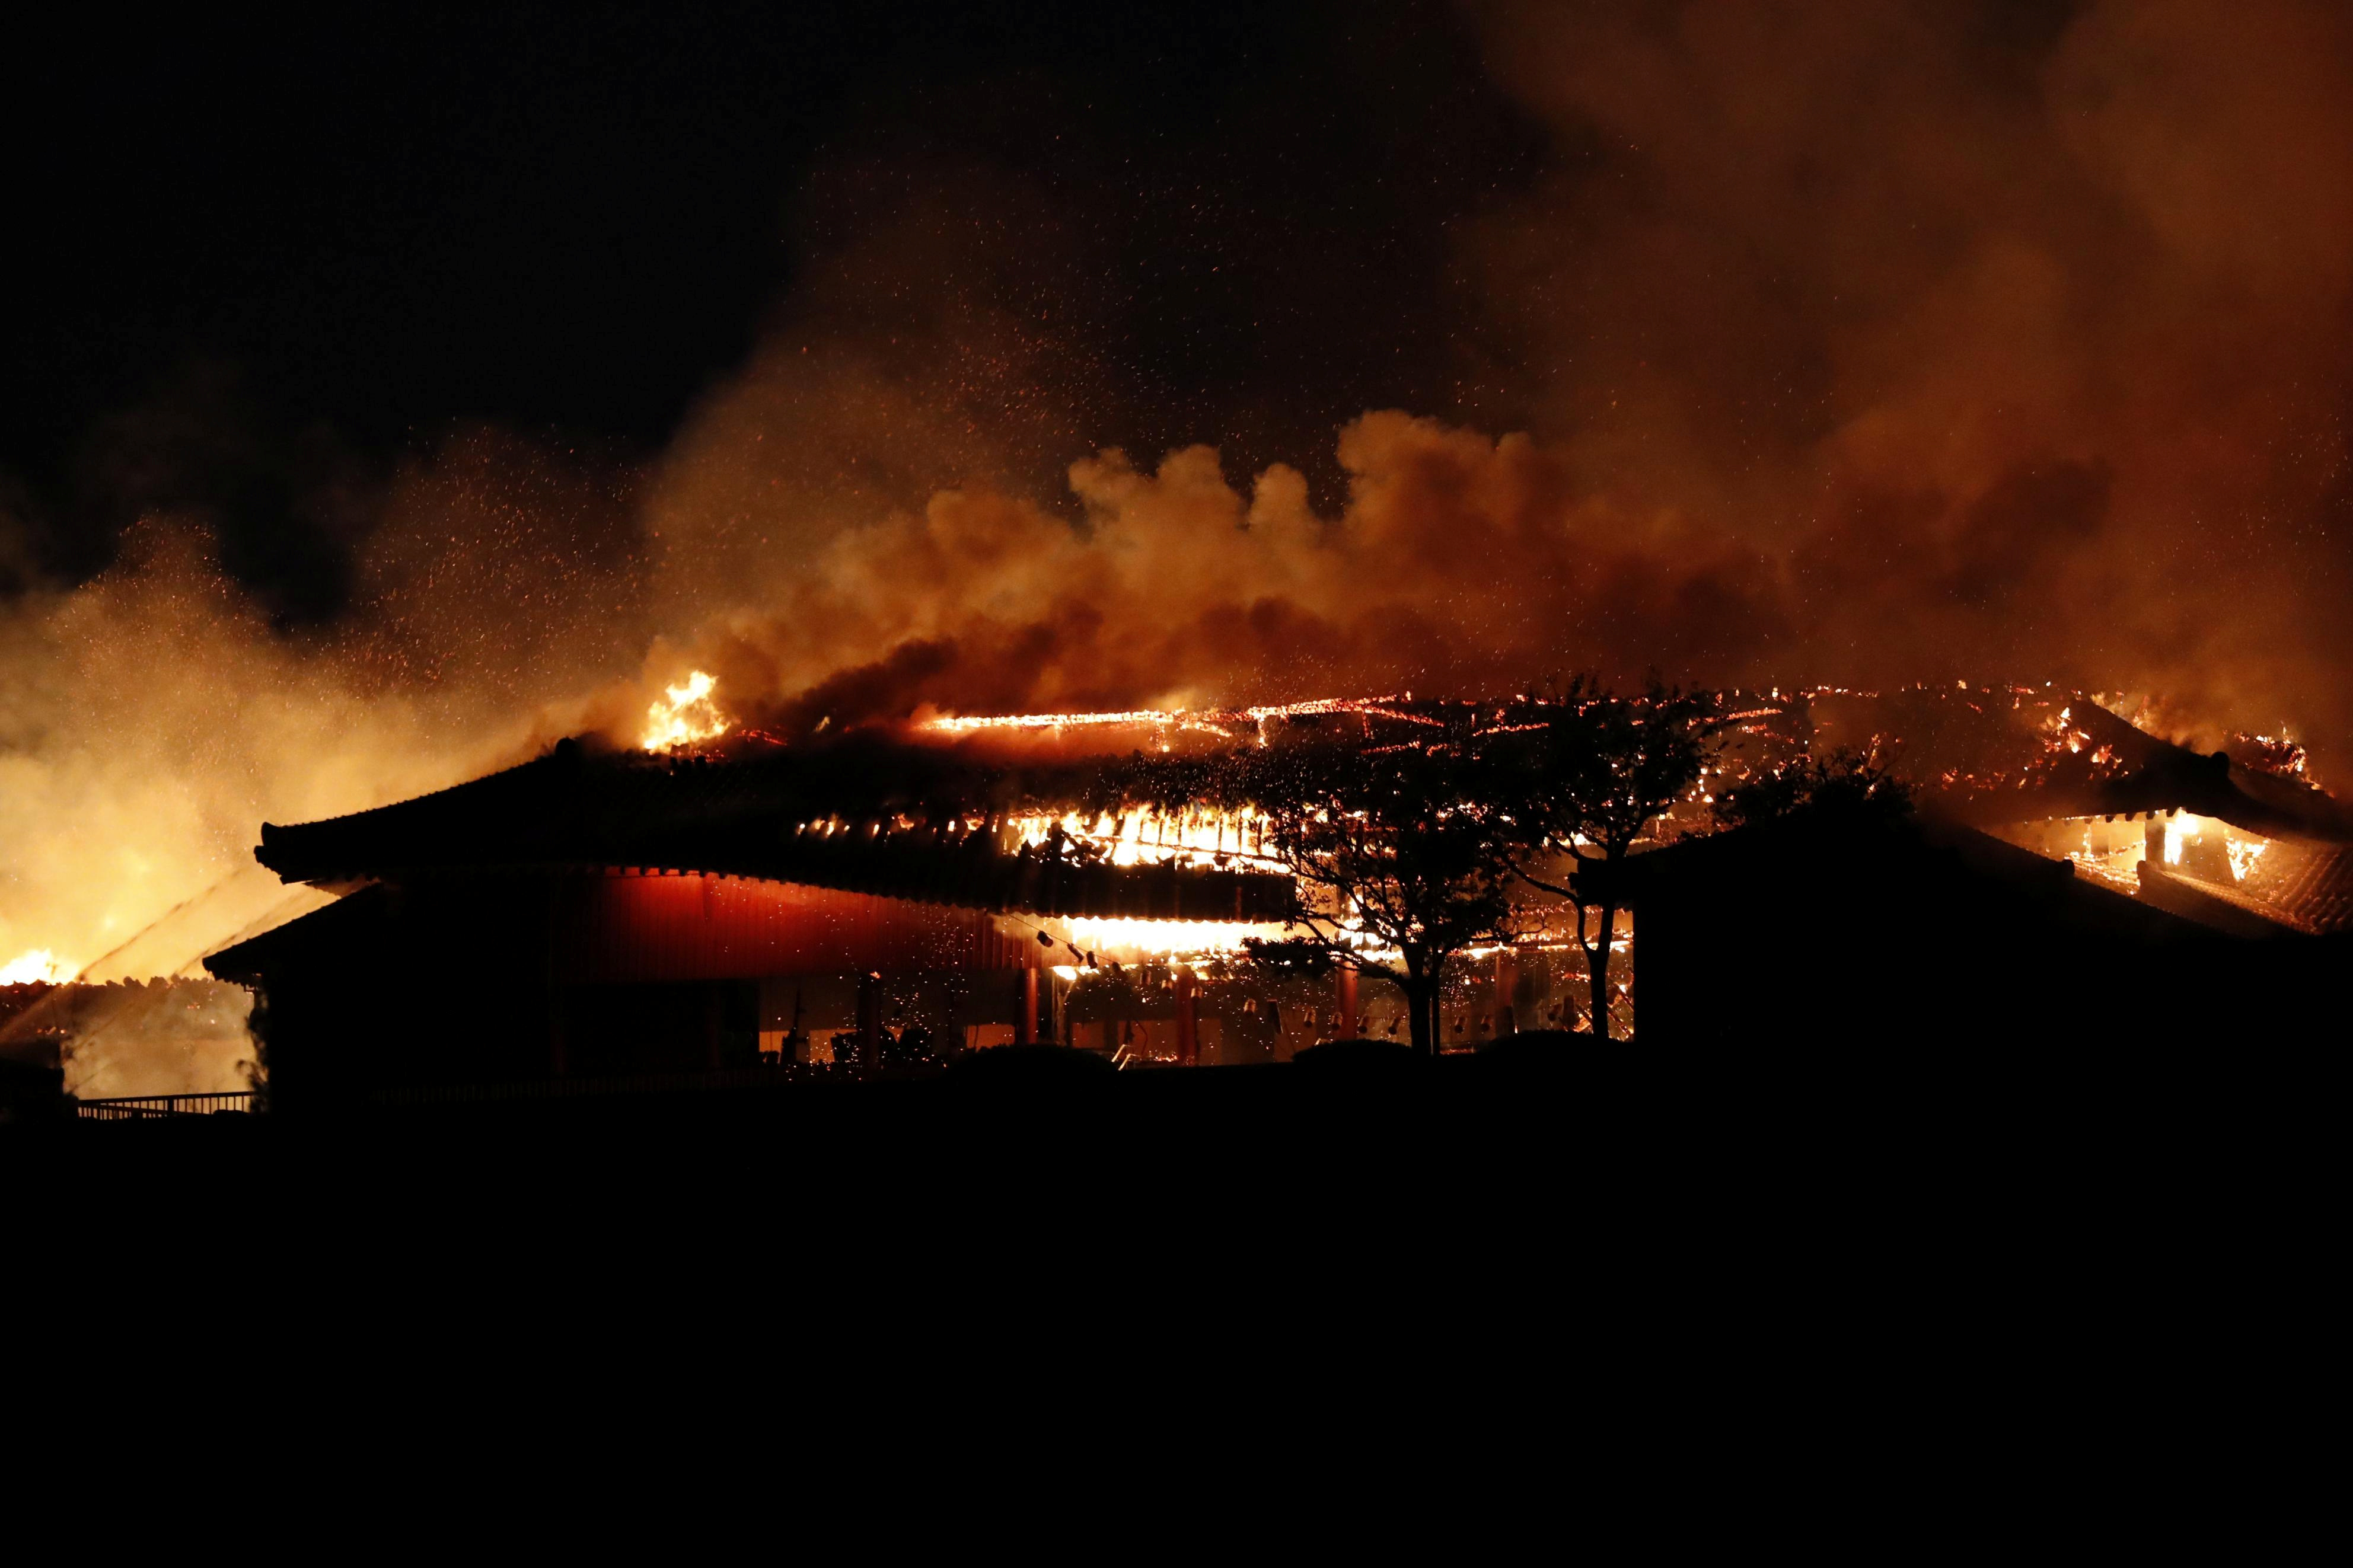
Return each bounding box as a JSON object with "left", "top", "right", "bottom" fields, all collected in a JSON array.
[{"left": 552, "top": 871, "right": 1030, "bottom": 983}]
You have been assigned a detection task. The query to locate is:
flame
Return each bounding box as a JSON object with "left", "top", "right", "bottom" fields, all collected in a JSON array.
[
  {"left": 2226, "top": 838, "right": 2269, "bottom": 882},
  {"left": 2163, "top": 813, "right": 2199, "bottom": 866},
  {"left": 926, "top": 705, "right": 1216, "bottom": 735},
  {"left": 2234, "top": 732, "right": 2310, "bottom": 782},
  {"left": 1, "top": 948, "right": 75, "bottom": 985},
  {"left": 1061, "top": 916, "right": 1271, "bottom": 956},
  {"left": 921, "top": 695, "right": 1442, "bottom": 742},
  {"left": 642, "top": 670, "right": 729, "bottom": 751},
  {"left": 1009, "top": 806, "right": 1279, "bottom": 870}
]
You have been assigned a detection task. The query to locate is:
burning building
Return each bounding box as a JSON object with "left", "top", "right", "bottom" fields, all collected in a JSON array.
[
  {"left": 203, "top": 700, "right": 1435, "bottom": 1109},
  {"left": 202, "top": 671, "right": 2353, "bottom": 1106}
]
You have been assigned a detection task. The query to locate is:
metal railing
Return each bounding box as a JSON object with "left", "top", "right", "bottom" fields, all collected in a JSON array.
[{"left": 75, "top": 1091, "right": 254, "bottom": 1120}]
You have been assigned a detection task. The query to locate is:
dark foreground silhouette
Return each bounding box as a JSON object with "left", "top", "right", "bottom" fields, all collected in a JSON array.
[
  {"left": 942, "top": 1043, "right": 1120, "bottom": 1082},
  {"left": 13, "top": 1036, "right": 2325, "bottom": 1213}
]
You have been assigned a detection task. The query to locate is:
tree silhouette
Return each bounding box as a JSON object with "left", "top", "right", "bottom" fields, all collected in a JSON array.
[
  {"left": 1715, "top": 746, "right": 1911, "bottom": 829},
  {"left": 1239, "top": 715, "right": 1517, "bottom": 1058},
  {"left": 1499, "top": 679, "right": 1724, "bottom": 1041}
]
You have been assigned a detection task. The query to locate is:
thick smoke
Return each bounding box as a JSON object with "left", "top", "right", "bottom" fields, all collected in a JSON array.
[
  {"left": 623, "top": 1, "right": 2353, "bottom": 749},
  {"left": 655, "top": 416, "right": 1790, "bottom": 739},
  {"left": 8, "top": 0, "right": 2353, "bottom": 1045},
  {"left": 1459, "top": 0, "right": 2353, "bottom": 728},
  {"left": 0, "top": 514, "right": 559, "bottom": 982}
]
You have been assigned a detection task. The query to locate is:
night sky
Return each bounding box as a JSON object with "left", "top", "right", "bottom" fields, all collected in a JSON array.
[{"left": 9, "top": 1, "right": 1548, "bottom": 616}]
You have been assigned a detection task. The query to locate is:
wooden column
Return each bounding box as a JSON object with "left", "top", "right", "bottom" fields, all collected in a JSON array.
[
  {"left": 1493, "top": 950, "right": 1519, "bottom": 1036},
  {"left": 1018, "top": 963, "right": 1039, "bottom": 1045},
  {"left": 1334, "top": 966, "right": 1359, "bottom": 1040}
]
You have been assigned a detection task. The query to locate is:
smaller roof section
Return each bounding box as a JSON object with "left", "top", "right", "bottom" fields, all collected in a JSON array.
[{"left": 1609, "top": 797, "right": 2220, "bottom": 949}]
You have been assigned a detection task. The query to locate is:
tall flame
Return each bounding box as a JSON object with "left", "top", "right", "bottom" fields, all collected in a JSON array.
[{"left": 642, "top": 670, "right": 729, "bottom": 751}]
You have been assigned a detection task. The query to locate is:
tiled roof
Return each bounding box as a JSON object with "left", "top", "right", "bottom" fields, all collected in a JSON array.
[
  {"left": 253, "top": 740, "right": 1296, "bottom": 923},
  {"left": 2138, "top": 864, "right": 2310, "bottom": 937},
  {"left": 2122, "top": 846, "right": 2353, "bottom": 938},
  {"left": 2234, "top": 841, "right": 2353, "bottom": 934}
]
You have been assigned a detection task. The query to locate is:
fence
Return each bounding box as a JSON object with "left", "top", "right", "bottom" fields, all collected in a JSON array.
[{"left": 75, "top": 1091, "right": 255, "bottom": 1120}]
